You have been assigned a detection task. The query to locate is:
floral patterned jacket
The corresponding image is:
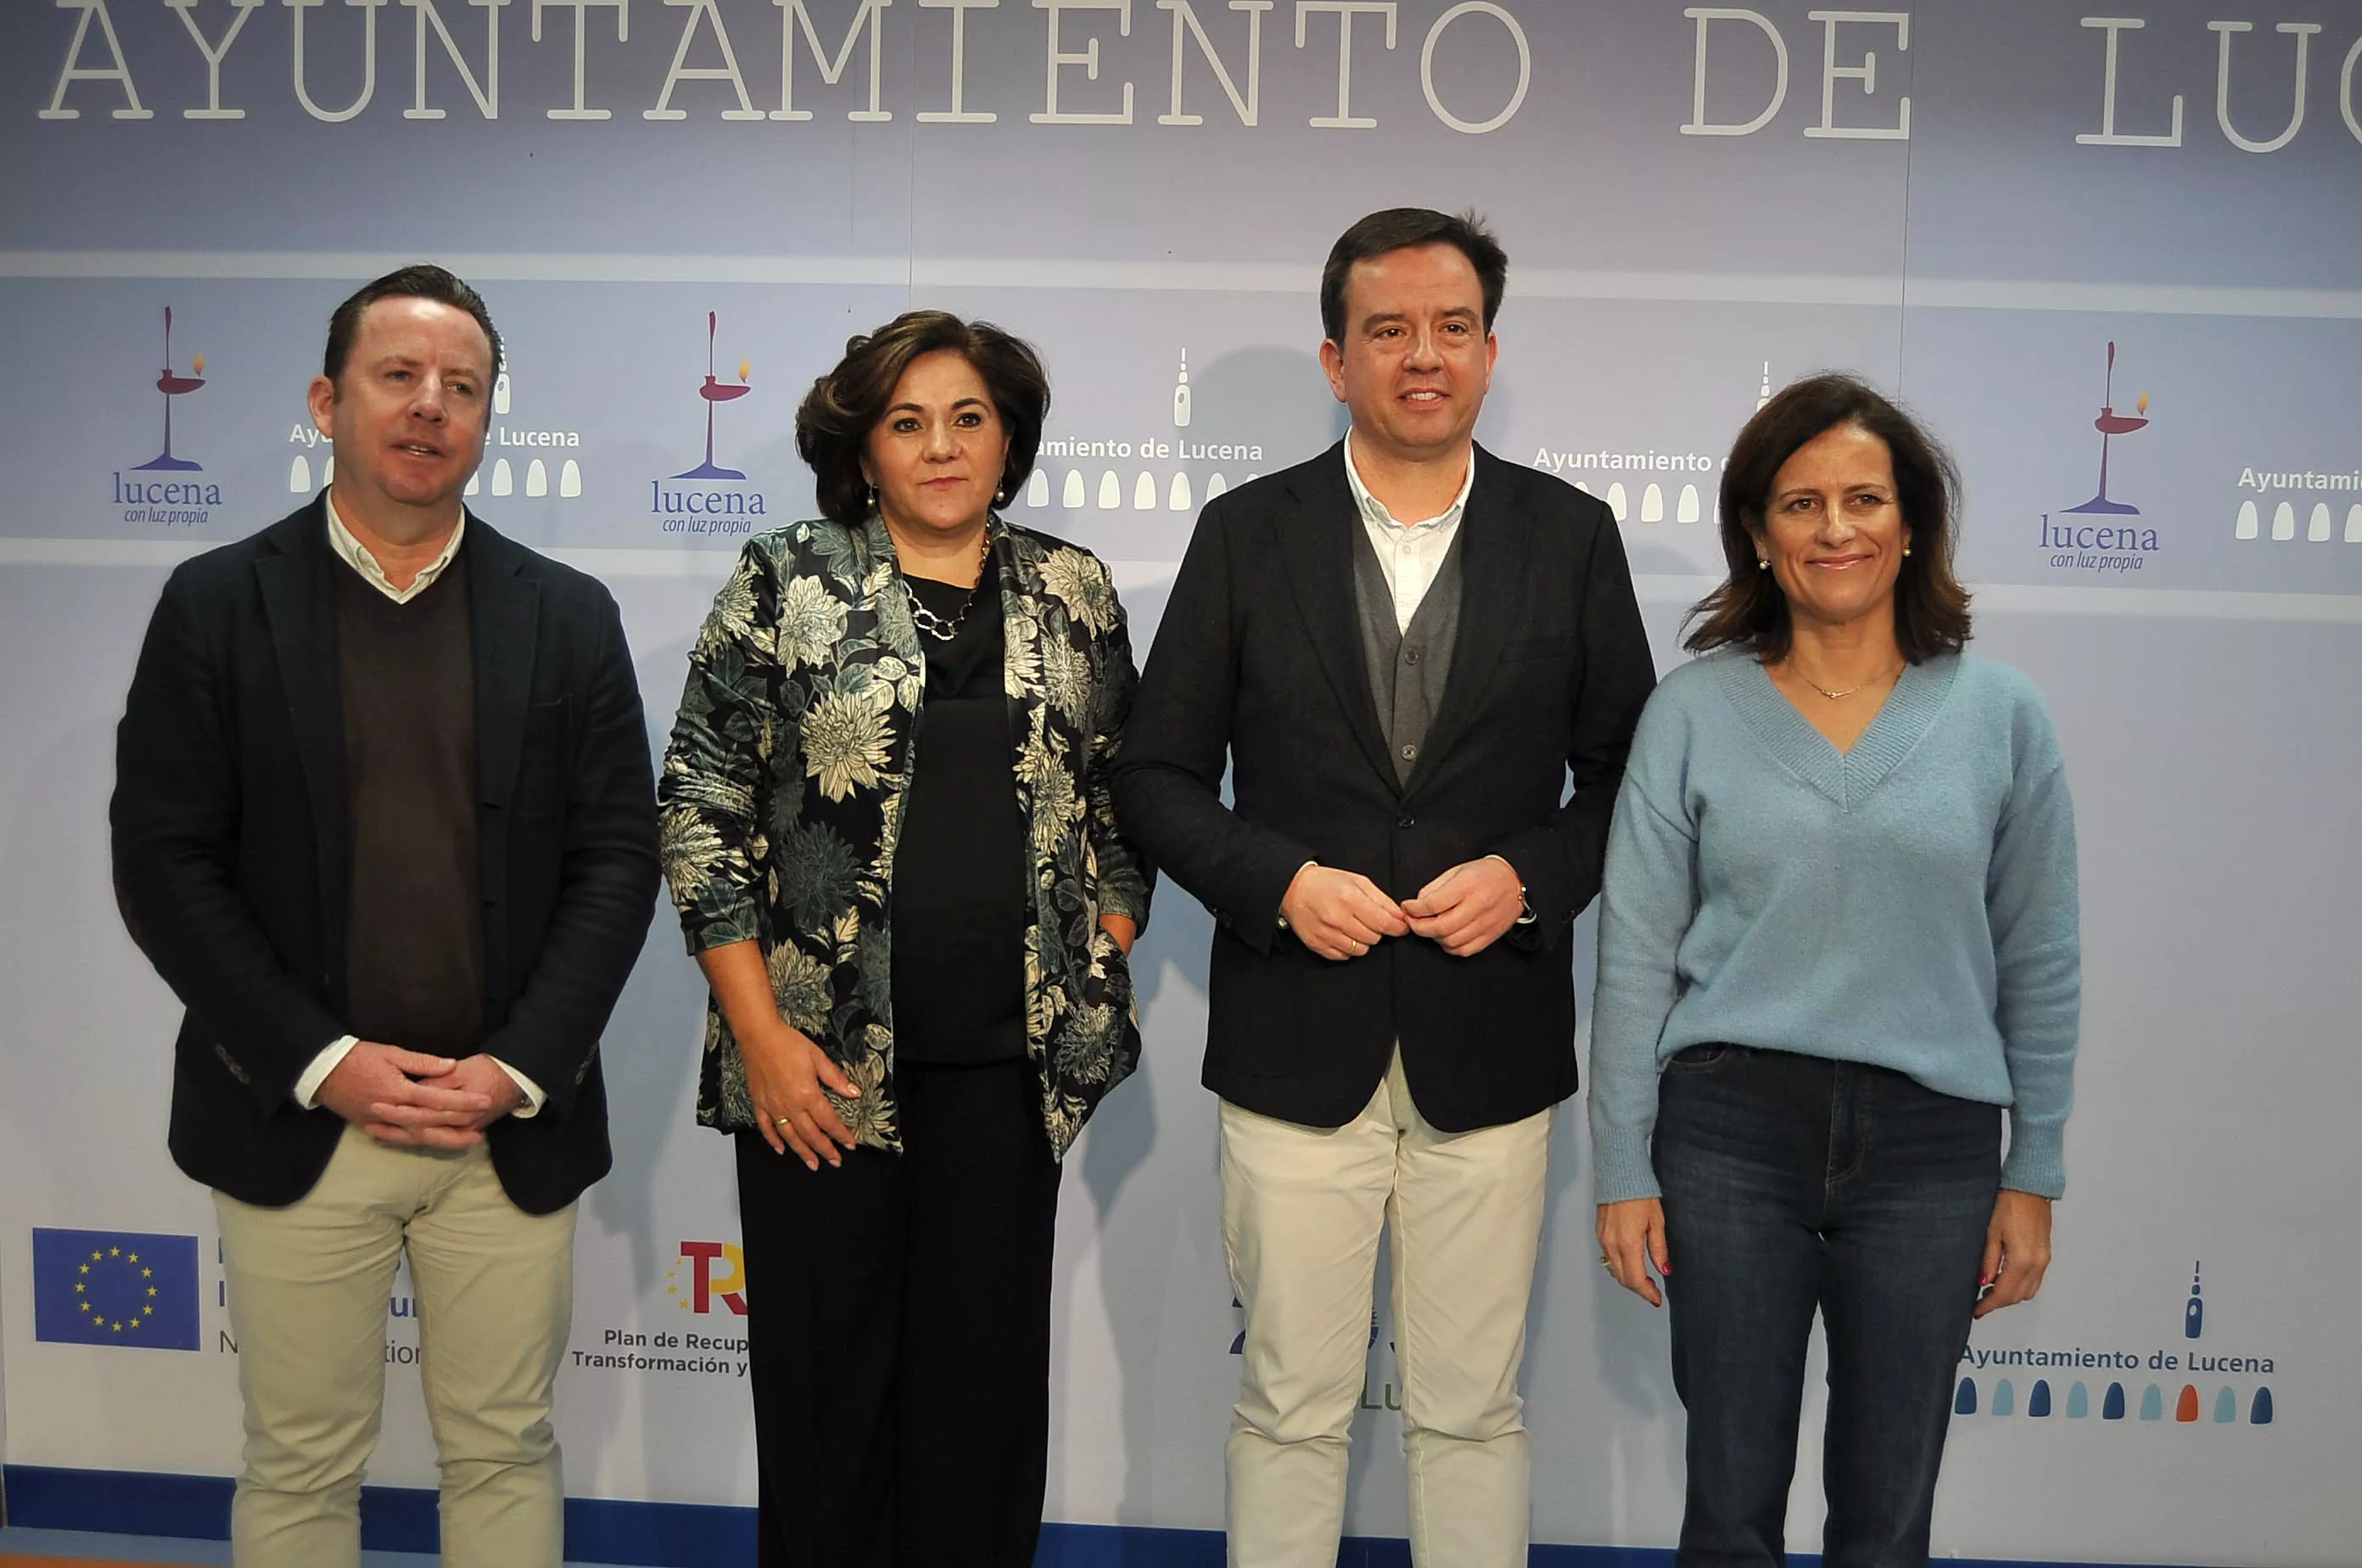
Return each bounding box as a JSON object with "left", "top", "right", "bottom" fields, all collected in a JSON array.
[{"left": 658, "top": 513, "right": 1152, "bottom": 1159}]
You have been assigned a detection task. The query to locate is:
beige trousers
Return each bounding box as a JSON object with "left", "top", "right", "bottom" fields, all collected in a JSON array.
[
  {"left": 1220, "top": 1050, "right": 1552, "bottom": 1568},
  {"left": 213, "top": 1123, "right": 577, "bottom": 1568}
]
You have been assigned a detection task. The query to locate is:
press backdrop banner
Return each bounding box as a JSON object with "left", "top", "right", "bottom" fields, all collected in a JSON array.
[{"left": 3, "top": 3, "right": 2359, "bottom": 1561}]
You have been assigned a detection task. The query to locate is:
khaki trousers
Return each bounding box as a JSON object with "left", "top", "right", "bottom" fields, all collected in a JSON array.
[
  {"left": 213, "top": 1123, "right": 576, "bottom": 1568},
  {"left": 1220, "top": 1050, "right": 1551, "bottom": 1568}
]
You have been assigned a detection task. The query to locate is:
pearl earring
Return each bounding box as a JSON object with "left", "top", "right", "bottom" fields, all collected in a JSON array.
[{"left": 1757, "top": 558, "right": 1770, "bottom": 570}]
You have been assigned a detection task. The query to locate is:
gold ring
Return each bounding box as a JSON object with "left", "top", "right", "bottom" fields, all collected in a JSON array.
[
  {"left": 1599, "top": 1254, "right": 1615, "bottom": 1271},
  {"left": 774, "top": 1117, "right": 792, "bottom": 1128}
]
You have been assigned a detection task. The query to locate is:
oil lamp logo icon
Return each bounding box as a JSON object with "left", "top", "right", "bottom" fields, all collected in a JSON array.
[
  {"left": 135, "top": 306, "right": 205, "bottom": 473},
  {"left": 2061, "top": 340, "right": 2150, "bottom": 517},
  {"left": 674, "top": 311, "right": 753, "bottom": 481}
]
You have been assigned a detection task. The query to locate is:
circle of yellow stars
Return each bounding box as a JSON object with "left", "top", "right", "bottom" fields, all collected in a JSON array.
[{"left": 74, "top": 1246, "right": 160, "bottom": 1335}]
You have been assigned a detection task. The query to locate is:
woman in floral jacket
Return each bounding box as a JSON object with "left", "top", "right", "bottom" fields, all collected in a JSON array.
[{"left": 658, "top": 311, "right": 1151, "bottom": 1567}]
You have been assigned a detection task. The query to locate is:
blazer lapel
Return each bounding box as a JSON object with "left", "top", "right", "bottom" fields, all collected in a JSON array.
[
  {"left": 254, "top": 502, "right": 349, "bottom": 920},
  {"left": 467, "top": 514, "right": 540, "bottom": 811},
  {"left": 1404, "top": 447, "right": 1514, "bottom": 798},
  {"left": 992, "top": 518, "right": 1051, "bottom": 903},
  {"left": 1276, "top": 446, "right": 1398, "bottom": 793}
]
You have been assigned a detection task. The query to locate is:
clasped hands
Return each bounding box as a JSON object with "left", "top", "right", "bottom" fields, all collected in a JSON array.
[
  {"left": 1280, "top": 858, "right": 1523, "bottom": 961},
  {"left": 316, "top": 1044, "right": 522, "bottom": 1150},
  {"left": 736, "top": 913, "right": 1139, "bottom": 1173}
]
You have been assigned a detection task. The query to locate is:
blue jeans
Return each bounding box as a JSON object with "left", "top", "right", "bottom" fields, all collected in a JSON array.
[{"left": 1654, "top": 1044, "right": 2000, "bottom": 1568}]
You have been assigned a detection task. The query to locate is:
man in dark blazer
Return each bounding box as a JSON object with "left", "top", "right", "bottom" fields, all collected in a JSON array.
[
  {"left": 1113, "top": 210, "right": 1655, "bottom": 1566},
  {"left": 110, "top": 266, "right": 659, "bottom": 1568}
]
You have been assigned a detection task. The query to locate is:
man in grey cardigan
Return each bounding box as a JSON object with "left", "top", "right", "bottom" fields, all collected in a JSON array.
[{"left": 1114, "top": 210, "right": 1655, "bottom": 1566}]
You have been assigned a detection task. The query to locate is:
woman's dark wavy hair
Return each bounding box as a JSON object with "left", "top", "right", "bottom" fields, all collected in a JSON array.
[
  {"left": 1687, "top": 373, "right": 1973, "bottom": 664},
  {"left": 795, "top": 311, "right": 1049, "bottom": 526}
]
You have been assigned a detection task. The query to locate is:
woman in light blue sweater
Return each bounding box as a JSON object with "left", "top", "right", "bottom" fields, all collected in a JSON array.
[{"left": 1590, "top": 375, "right": 2079, "bottom": 1567}]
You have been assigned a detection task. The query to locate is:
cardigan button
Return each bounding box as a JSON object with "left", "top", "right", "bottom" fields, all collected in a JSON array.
[{"left": 1396, "top": 813, "right": 1416, "bottom": 829}]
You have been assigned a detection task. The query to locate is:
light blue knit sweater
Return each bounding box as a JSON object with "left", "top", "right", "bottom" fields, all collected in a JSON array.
[{"left": 1587, "top": 649, "right": 2080, "bottom": 1204}]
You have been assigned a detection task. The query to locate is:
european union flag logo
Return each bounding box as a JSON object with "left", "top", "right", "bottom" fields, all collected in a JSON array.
[{"left": 32, "top": 1229, "right": 200, "bottom": 1351}]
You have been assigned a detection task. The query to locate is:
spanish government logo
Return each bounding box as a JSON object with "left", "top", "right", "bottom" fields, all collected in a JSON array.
[
  {"left": 2038, "top": 341, "right": 2158, "bottom": 574},
  {"left": 1956, "top": 1259, "right": 2275, "bottom": 1429},
  {"left": 115, "top": 306, "right": 221, "bottom": 527},
  {"left": 652, "top": 311, "right": 766, "bottom": 535},
  {"left": 32, "top": 1228, "right": 201, "bottom": 1351},
  {"left": 568, "top": 1240, "right": 747, "bottom": 1380},
  {"left": 666, "top": 1238, "right": 748, "bottom": 1316}
]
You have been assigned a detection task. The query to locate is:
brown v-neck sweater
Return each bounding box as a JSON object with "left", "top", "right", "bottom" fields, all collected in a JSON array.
[{"left": 331, "top": 548, "right": 486, "bottom": 1054}]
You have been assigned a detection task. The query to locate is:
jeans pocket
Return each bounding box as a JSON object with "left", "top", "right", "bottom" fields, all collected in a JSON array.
[{"left": 1664, "top": 1041, "right": 1739, "bottom": 1074}]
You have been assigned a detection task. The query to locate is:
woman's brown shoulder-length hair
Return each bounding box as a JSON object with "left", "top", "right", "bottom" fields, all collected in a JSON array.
[
  {"left": 1687, "top": 373, "right": 1973, "bottom": 664},
  {"left": 795, "top": 310, "right": 1049, "bottom": 526}
]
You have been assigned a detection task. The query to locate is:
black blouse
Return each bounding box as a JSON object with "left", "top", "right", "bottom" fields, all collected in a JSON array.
[{"left": 890, "top": 571, "right": 1030, "bottom": 1063}]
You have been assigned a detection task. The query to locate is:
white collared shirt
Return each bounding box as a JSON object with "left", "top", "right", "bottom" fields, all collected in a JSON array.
[
  {"left": 1342, "top": 429, "right": 1475, "bottom": 636},
  {"left": 325, "top": 491, "right": 466, "bottom": 604},
  {"left": 294, "top": 495, "right": 545, "bottom": 1120}
]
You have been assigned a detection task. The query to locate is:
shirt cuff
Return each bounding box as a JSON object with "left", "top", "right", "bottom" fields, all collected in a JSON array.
[
  {"left": 487, "top": 1056, "right": 546, "bottom": 1119},
  {"left": 1483, "top": 854, "right": 1536, "bottom": 924},
  {"left": 294, "top": 1035, "right": 361, "bottom": 1111},
  {"left": 1273, "top": 860, "right": 1318, "bottom": 932}
]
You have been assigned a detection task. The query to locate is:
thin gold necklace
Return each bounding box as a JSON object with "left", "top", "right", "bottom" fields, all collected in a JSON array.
[{"left": 1787, "top": 658, "right": 1903, "bottom": 701}]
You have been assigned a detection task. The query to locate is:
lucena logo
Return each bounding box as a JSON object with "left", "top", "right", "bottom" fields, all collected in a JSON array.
[
  {"left": 652, "top": 311, "right": 766, "bottom": 535},
  {"left": 115, "top": 306, "right": 221, "bottom": 526},
  {"left": 2038, "top": 341, "right": 2159, "bottom": 574}
]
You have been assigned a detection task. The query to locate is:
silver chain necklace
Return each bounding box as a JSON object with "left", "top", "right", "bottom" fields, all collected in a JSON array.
[{"left": 904, "top": 533, "right": 993, "bottom": 643}]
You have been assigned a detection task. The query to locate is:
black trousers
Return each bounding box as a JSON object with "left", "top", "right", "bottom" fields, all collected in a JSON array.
[{"left": 735, "top": 1056, "right": 1063, "bottom": 1568}]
